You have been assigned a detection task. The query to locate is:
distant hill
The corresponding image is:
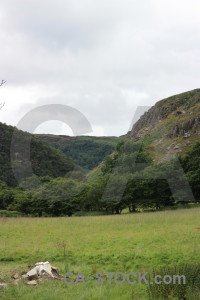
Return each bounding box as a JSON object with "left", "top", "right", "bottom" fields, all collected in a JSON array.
[
  {"left": 126, "top": 89, "right": 200, "bottom": 161},
  {"left": 0, "top": 122, "right": 74, "bottom": 186},
  {"left": 36, "top": 134, "right": 119, "bottom": 170},
  {"left": 1, "top": 89, "right": 200, "bottom": 216}
]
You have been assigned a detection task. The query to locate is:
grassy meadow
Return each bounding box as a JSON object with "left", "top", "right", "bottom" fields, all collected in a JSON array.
[{"left": 0, "top": 208, "right": 200, "bottom": 299}]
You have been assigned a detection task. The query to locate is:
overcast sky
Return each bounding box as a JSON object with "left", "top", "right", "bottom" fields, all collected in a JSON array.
[{"left": 0, "top": 0, "right": 200, "bottom": 136}]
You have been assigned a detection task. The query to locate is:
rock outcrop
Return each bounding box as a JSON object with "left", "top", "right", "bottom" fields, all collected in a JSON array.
[
  {"left": 168, "top": 115, "right": 200, "bottom": 138},
  {"left": 125, "top": 88, "right": 200, "bottom": 162},
  {"left": 127, "top": 89, "right": 200, "bottom": 140}
]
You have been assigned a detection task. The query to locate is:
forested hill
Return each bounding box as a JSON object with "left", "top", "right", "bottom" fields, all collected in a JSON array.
[
  {"left": 0, "top": 122, "right": 74, "bottom": 187},
  {"left": 36, "top": 134, "right": 119, "bottom": 170},
  {"left": 1, "top": 89, "right": 200, "bottom": 216}
]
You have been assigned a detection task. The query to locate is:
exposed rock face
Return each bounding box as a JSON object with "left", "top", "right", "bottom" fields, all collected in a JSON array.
[
  {"left": 127, "top": 89, "right": 200, "bottom": 140},
  {"left": 125, "top": 89, "right": 200, "bottom": 162},
  {"left": 168, "top": 115, "right": 200, "bottom": 138},
  {"left": 126, "top": 106, "right": 161, "bottom": 140}
]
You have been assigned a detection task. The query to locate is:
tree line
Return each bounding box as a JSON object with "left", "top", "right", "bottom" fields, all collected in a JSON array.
[{"left": 1, "top": 140, "right": 200, "bottom": 216}]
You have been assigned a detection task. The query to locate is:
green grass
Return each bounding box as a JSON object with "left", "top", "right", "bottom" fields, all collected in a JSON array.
[{"left": 0, "top": 208, "right": 200, "bottom": 299}]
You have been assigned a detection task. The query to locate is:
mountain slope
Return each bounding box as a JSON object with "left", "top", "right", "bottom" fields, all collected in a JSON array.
[
  {"left": 0, "top": 122, "right": 74, "bottom": 186},
  {"left": 126, "top": 89, "right": 200, "bottom": 161},
  {"left": 36, "top": 134, "right": 119, "bottom": 170}
]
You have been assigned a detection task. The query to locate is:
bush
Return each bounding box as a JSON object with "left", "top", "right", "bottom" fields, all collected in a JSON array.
[
  {"left": 0, "top": 210, "right": 25, "bottom": 217},
  {"left": 148, "top": 263, "right": 200, "bottom": 300}
]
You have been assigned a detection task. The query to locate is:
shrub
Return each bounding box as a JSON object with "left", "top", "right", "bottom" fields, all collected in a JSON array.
[{"left": 148, "top": 263, "right": 200, "bottom": 300}]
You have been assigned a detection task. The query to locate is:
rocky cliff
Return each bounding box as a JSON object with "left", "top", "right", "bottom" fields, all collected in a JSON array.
[{"left": 126, "top": 89, "right": 200, "bottom": 161}]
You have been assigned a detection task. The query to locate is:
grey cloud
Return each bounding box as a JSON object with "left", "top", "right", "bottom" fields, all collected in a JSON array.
[{"left": 0, "top": 0, "right": 200, "bottom": 136}]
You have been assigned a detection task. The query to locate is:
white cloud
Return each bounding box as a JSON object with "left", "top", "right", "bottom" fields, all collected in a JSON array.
[{"left": 0, "top": 0, "right": 200, "bottom": 136}]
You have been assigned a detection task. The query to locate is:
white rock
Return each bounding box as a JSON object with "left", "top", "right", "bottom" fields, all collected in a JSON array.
[
  {"left": 37, "top": 263, "right": 52, "bottom": 278},
  {"left": 27, "top": 267, "right": 38, "bottom": 280},
  {"left": 27, "top": 280, "right": 37, "bottom": 286},
  {"left": 26, "top": 262, "right": 61, "bottom": 281}
]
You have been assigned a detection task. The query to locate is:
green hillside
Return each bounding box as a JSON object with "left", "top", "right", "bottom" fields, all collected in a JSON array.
[
  {"left": 1, "top": 89, "right": 200, "bottom": 216},
  {"left": 36, "top": 134, "right": 119, "bottom": 170},
  {"left": 0, "top": 122, "right": 74, "bottom": 187}
]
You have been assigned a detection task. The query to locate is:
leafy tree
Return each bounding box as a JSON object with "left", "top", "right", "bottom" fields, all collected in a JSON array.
[
  {"left": 31, "top": 178, "right": 80, "bottom": 216},
  {"left": 100, "top": 173, "right": 128, "bottom": 214},
  {"left": 87, "top": 175, "right": 108, "bottom": 211},
  {"left": 0, "top": 122, "right": 74, "bottom": 187},
  {"left": 181, "top": 142, "right": 200, "bottom": 201}
]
